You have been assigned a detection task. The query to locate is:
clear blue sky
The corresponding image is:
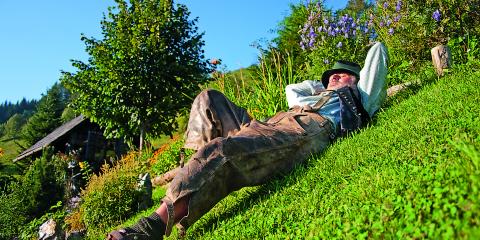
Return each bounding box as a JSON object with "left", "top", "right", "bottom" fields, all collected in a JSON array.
[{"left": 0, "top": 0, "right": 347, "bottom": 103}]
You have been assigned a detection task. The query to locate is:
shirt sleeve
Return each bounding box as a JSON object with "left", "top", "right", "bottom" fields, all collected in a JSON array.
[
  {"left": 285, "top": 80, "right": 325, "bottom": 108},
  {"left": 357, "top": 42, "right": 389, "bottom": 117}
]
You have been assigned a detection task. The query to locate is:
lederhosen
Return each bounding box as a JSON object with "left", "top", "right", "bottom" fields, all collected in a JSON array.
[{"left": 162, "top": 87, "right": 369, "bottom": 235}]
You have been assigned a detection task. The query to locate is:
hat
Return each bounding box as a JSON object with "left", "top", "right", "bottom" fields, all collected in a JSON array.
[{"left": 321, "top": 60, "right": 361, "bottom": 88}]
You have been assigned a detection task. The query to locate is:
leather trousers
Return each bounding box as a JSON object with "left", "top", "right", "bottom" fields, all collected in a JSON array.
[{"left": 163, "top": 89, "right": 334, "bottom": 235}]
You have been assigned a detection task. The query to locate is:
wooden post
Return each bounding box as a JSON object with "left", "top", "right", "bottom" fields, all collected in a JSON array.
[{"left": 431, "top": 45, "right": 452, "bottom": 76}]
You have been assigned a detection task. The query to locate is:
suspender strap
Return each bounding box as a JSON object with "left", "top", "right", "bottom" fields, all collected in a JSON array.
[{"left": 310, "top": 91, "right": 334, "bottom": 112}]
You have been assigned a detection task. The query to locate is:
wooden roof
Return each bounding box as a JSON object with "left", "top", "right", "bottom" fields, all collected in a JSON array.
[{"left": 13, "top": 115, "right": 86, "bottom": 162}]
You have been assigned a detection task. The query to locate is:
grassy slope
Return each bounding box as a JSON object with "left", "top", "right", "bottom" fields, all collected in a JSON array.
[
  {"left": 0, "top": 137, "right": 25, "bottom": 177},
  {"left": 160, "top": 69, "right": 480, "bottom": 239}
]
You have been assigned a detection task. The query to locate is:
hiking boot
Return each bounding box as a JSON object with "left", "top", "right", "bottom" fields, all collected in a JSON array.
[{"left": 106, "top": 212, "right": 165, "bottom": 240}]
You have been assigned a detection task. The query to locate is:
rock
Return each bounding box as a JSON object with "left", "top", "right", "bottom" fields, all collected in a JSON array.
[
  {"left": 65, "top": 230, "right": 85, "bottom": 240},
  {"left": 39, "top": 219, "right": 64, "bottom": 240},
  {"left": 431, "top": 45, "right": 452, "bottom": 76},
  {"left": 137, "top": 173, "right": 153, "bottom": 210},
  {"left": 67, "top": 196, "right": 82, "bottom": 212}
]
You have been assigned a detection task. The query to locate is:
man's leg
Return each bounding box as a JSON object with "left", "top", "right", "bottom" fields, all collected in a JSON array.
[
  {"left": 162, "top": 110, "right": 334, "bottom": 235},
  {"left": 107, "top": 89, "right": 251, "bottom": 239},
  {"left": 183, "top": 89, "right": 251, "bottom": 150},
  {"left": 109, "top": 111, "right": 333, "bottom": 239}
]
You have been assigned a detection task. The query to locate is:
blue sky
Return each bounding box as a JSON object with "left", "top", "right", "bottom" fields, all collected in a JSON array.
[{"left": 0, "top": 0, "right": 347, "bottom": 103}]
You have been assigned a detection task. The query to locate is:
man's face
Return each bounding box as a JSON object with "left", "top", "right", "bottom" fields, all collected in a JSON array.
[{"left": 326, "top": 72, "right": 356, "bottom": 90}]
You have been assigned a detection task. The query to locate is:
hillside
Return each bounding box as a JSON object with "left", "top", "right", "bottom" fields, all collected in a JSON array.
[{"left": 156, "top": 67, "right": 480, "bottom": 239}]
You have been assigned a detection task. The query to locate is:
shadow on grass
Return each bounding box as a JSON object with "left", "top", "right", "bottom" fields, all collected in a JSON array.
[{"left": 185, "top": 152, "right": 326, "bottom": 239}]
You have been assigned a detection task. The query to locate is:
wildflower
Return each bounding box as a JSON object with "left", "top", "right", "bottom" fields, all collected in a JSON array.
[
  {"left": 336, "top": 41, "right": 343, "bottom": 48},
  {"left": 396, "top": 0, "right": 402, "bottom": 12},
  {"left": 309, "top": 27, "right": 316, "bottom": 38},
  {"left": 309, "top": 38, "right": 315, "bottom": 48},
  {"left": 379, "top": 21, "right": 384, "bottom": 27},
  {"left": 324, "top": 18, "right": 329, "bottom": 25},
  {"left": 364, "top": 26, "right": 370, "bottom": 34},
  {"left": 323, "top": 59, "right": 330, "bottom": 64},
  {"left": 388, "top": 28, "right": 394, "bottom": 35},
  {"left": 394, "top": 15, "right": 401, "bottom": 22},
  {"left": 383, "top": 1, "right": 388, "bottom": 8},
  {"left": 300, "top": 42, "right": 306, "bottom": 50},
  {"left": 387, "top": 19, "right": 392, "bottom": 26},
  {"left": 79, "top": 161, "right": 85, "bottom": 169},
  {"left": 432, "top": 10, "right": 441, "bottom": 22}
]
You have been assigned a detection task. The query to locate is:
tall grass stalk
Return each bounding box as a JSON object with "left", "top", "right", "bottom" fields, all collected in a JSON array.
[{"left": 211, "top": 50, "right": 299, "bottom": 121}]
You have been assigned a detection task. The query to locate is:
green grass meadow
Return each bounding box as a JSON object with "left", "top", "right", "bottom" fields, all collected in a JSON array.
[{"left": 153, "top": 68, "right": 480, "bottom": 239}]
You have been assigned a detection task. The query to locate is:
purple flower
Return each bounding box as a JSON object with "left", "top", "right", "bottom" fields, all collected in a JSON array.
[
  {"left": 308, "top": 38, "right": 315, "bottom": 48},
  {"left": 383, "top": 1, "right": 388, "bottom": 8},
  {"left": 394, "top": 15, "right": 401, "bottom": 22},
  {"left": 318, "top": 26, "right": 323, "bottom": 32},
  {"left": 388, "top": 28, "right": 394, "bottom": 35},
  {"left": 324, "top": 18, "right": 329, "bottom": 25},
  {"left": 396, "top": 0, "right": 402, "bottom": 12},
  {"left": 309, "top": 28, "right": 316, "bottom": 37},
  {"left": 433, "top": 10, "right": 441, "bottom": 22},
  {"left": 336, "top": 41, "right": 343, "bottom": 48},
  {"left": 387, "top": 19, "right": 392, "bottom": 26},
  {"left": 364, "top": 26, "right": 369, "bottom": 34},
  {"left": 379, "top": 21, "right": 384, "bottom": 27}
]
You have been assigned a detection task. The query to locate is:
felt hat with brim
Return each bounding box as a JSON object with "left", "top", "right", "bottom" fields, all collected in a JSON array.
[{"left": 321, "top": 60, "right": 361, "bottom": 88}]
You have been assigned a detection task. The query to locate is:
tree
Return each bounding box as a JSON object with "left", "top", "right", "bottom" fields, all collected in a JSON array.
[
  {"left": 270, "top": 2, "right": 310, "bottom": 72},
  {"left": 22, "top": 83, "right": 68, "bottom": 146},
  {"left": 0, "top": 98, "right": 38, "bottom": 124},
  {"left": 3, "top": 114, "right": 26, "bottom": 139},
  {"left": 344, "top": 0, "right": 371, "bottom": 15},
  {"left": 62, "top": 0, "right": 212, "bottom": 149}
]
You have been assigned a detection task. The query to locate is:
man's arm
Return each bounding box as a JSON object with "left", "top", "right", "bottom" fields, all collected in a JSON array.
[
  {"left": 358, "top": 42, "right": 389, "bottom": 117},
  {"left": 285, "top": 80, "right": 325, "bottom": 108}
]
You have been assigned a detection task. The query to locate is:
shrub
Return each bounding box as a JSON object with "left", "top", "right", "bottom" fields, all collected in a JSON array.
[
  {"left": 298, "top": 1, "right": 373, "bottom": 80},
  {"left": 0, "top": 151, "right": 67, "bottom": 239},
  {"left": 367, "top": 0, "right": 480, "bottom": 75},
  {"left": 78, "top": 151, "right": 147, "bottom": 237},
  {"left": 149, "top": 136, "right": 196, "bottom": 176},
  {"left": 295, "top": 0, "right": 480, "bottom": 86},
  {"left": 19, "top": 201, "right": 67, "bottom": 240}
]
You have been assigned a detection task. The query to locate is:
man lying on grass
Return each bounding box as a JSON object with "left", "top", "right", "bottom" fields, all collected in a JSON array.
[{"left": 107, "top": 42, "right": 389, "bottom": 239}]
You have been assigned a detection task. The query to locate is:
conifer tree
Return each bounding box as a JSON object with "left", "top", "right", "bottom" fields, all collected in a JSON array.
[{"left": 22, "top": 83, "right": 68, "bottom": 146}]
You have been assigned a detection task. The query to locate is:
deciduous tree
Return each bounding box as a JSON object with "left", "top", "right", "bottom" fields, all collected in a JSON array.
[{"left": 62, "top": 0, "right": 212, "bottom": 149}]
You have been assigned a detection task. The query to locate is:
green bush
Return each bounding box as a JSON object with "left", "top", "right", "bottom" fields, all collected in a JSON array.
[
  {"left": 368, "top": 0, "right": 480, "bottom": 78},
  {"left": 294, "top": 0, "right": 480, "bottom": 86},
  {"left": 19, "top": 201, "right": 67, "bottom": 240},
  {"left": 150, "top": 138, "right": 190, "bottom": 176},
  {"left": 0, "top": 151, "right": 67, "bottom": 239},
  {"left": 78, "top": 151, "right": 147, "bottom": 237}
]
